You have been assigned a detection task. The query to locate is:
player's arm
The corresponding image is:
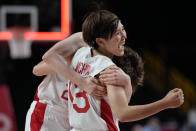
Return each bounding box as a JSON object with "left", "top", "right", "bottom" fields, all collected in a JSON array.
[
  {"left": 42, "top": 32, "right": 87, "bottom": 85},
  {"left": 33, "top": 61, "right": 54, "bottom": 76},
  {"left": 99, "top": 66, "right": 132, "bottom": 101},
  {"left": 99, "top": 66, "right": 130, "bottom": 86},
  {"left": 42, "top": 32, "right": 106, "bottom": 98},
  {"left": 33, "top": 32, "right": 82, "bottom": 76},
  {"left": 33, "top": 56, "right": 72, "bottom": 76},
  {"left": 33, "top": 32, "right": 85, "bottom": 76},
  {"left": 32, "top": 60, "right": 106, "bottom": 99},
  {"left": 44, "top": 32, "right": 86, "bottom": 61},
  {"left": 107, "top": 84, "right": 184, "bottom": 122}
]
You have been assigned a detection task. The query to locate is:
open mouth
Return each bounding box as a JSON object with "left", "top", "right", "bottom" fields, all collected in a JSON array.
[
  {"left": 118, "top": 41, "right": 125, "bottom": 49},
  {"left": 118, "top": 45, "right": 124, "bottom": 49}
]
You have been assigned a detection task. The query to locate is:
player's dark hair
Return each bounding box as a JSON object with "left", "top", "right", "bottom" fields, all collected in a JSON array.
[
  {"left": 82, "top": 10, "right": 119, "bottom": 49},
  {"left": 113, "top": 47, "right": 144, "bottom": 93}
]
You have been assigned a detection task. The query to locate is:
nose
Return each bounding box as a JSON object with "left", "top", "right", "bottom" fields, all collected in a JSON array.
[{"left": 121, "top": 30, "right": 127, "bottom": 40}]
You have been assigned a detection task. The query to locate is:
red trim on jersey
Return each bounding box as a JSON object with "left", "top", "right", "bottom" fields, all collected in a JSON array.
[
  {"left": 68, "top": 81, "right": 74, "bottom": 102},
  {"left": 101, "top": 99, "right": 118, "bottom": 131},
  {"left": 34, "top": 76, "right": 47, "bottom": 101},
  {"left": 30, "top": 102, "right": 47, "bottom": 131},
  {"left": 34, "top": 88, "right": 39, "bottom": 101}
]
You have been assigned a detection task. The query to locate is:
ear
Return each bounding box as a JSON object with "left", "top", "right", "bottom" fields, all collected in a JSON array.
[{"left": 96, "top": 38, "right": 105, "bottom": 47}]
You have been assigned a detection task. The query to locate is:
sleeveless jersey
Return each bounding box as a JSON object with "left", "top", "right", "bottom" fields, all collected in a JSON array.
[
  {"left": 68, "top": 46, "right": 119, "bottom": 131},
  {"left": 34, "top": 73, "right": 69, "bottom": 108},
  {"left": 25, "top": 73, "right": 70, "bottom": 131}
]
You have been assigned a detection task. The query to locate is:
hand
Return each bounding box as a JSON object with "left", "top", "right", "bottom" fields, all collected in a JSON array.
[
  {"left": 99, "top": 66, "right": 130, "bottom": 87},
  {"left": 81, "top": 77, "right": 107, "bottom": 99},
  {"left": 163, "top": 88, "right": 184, "bottom": 109}
]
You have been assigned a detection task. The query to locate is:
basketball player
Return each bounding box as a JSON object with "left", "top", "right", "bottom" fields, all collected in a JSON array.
[
  {"left": 25, "top": 32, "right": 135, "bottom": 131},
  {"left": 42, "top": 10, "right": 184, "bottom": 131},
  {"left": 24, "top": 33, "right": 107, "bottom": 131}
]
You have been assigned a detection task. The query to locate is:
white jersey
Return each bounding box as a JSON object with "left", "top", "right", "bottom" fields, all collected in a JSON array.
[
  {"left": 68, "top": 46, "right": 119, "bottom": 131},
  {"left": 25, "top": 73, "right": 70, "bottom": 131},
  {"left": 34, "top": 73, "right": 69, "bottom": 108}
]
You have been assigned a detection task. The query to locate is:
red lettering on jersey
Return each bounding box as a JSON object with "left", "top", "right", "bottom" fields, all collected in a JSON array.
[
  {"left": 82, "top": 64, "right": 90, "bottom": 75},
  {"left": 75, "top": 62, "right": 83, "bottom": 74},
  {"left": 75, "top": 62, "right": 91, "bottom": 76}
]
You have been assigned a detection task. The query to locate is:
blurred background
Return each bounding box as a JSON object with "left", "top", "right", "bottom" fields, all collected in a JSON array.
[{"left": 0, "top": 0, "right": 196, "bottom": 131}]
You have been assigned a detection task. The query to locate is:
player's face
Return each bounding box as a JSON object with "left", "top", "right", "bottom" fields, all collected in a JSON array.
[{"left": 104, "top": 21, "right": 127, "bottom": 57}]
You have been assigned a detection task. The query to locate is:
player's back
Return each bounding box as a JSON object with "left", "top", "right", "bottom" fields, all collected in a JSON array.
[
  {"left": 68, "top": 46, "right": 119, "bottom": 131},
  {"left": 25, "top": 73, "right": 70, "bottom": 131},
  {"left": 34, "top": 73, "right": 69, "bottom": 109}
]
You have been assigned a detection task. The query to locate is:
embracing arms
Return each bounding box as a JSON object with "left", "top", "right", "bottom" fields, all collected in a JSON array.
[
  {"left": 33, "top": 32, "right": 107, "bottom": 98},
  {"left": 33, "top": 32, "right": 85, "bottom": 76},
  {"left": 42, "top": 32, "right": 88, "bottom": 87},
  {"left": 33, "top": 61, "right": 55, "bottom": 76}
]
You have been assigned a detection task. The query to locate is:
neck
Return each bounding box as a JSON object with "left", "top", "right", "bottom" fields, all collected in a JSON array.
[{"left": 92, "top": 47, "right": 113, "bottom": 59}]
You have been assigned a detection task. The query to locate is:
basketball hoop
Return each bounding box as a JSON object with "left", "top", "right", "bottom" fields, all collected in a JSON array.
[{"left": 7, "top": 27, "right": 32, "bottom": 59}]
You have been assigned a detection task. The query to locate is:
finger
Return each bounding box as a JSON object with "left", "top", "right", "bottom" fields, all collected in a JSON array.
[
  {"left": 99, "top": 72, "right": 118, "bottom": 79},
  {"left": 179, "top": 91, "right": 184, "bottom": 99},
  {"left": 182, "top": 95, "right": 184, "bottom": 100},
  {"left": 179, "top": 90, "right": 183, "bottom": 97},
  {"left": 99, "top": 78, "right": 104, "bottom": 83},
  {"left": 100, "top": 70, "right": 115, "bottom": 75},
  {"left": 91, "top": 92, "right": 105, "bottom": 97},
  {"left": 101, "top": 77, "right": 116, "bottom": 83},
  {"left": 99, "top": 73, "right": 115, "bottom": 79},
  {"left": 179, "top": 89, "right": 183, "bottom": 95},
  {"left": 93, "top": 96, "right": 103, "bottom": 100},
  {"left": 104, "top": 80, "right": 117, "bottom": 85},
  {"left": 96, "top": 86, "right": 106, "bottom": 92},
  {"left": 91, "top": 90, "right": 106, "bottom": 98},
  {"left": 97, "top": 85, "right": 107, "bottom": 92},
  {"left": 108, "top": 66, "right": 119, "bottom": 70},
  {"left": 95, "top": 90, "right": 106, "bottom": 96},
  {"left": 172, "top": 88, "right": 180, "bottom": 93},
  {"left": 177, "top": 93, "right": 184, "bottom": 104},
  {"left": 180, "top": 96, "right": 184, "bottom": 105},
  {"left": 92, "top": 85, "right": 106, "bottom": 92},
  {"left": 103, "top": 79, "right": 117, "bottom": 85},
  {"left": 176, "top": 89, "right": 184, "bottom": 98}
]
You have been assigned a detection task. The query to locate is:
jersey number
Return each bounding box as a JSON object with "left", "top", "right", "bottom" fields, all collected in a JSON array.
[
  {"left": 69, "top": 81, "right": 90, "bottom": 113},
  {"left": 61, "top": 90, "right": 68, "bottom": 101}
]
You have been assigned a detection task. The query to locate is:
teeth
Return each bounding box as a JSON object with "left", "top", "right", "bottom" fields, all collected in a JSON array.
[{"left": 119, "top": 45, "right": 124, "bottom": 49}]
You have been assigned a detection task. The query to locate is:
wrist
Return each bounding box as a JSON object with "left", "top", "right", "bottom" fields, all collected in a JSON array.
[
  {"left": 159, "top": 98, "right": 169, "bottom": 110},
  {"left": 78, "top": 76, "right": 87, "bottom": 88}
]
